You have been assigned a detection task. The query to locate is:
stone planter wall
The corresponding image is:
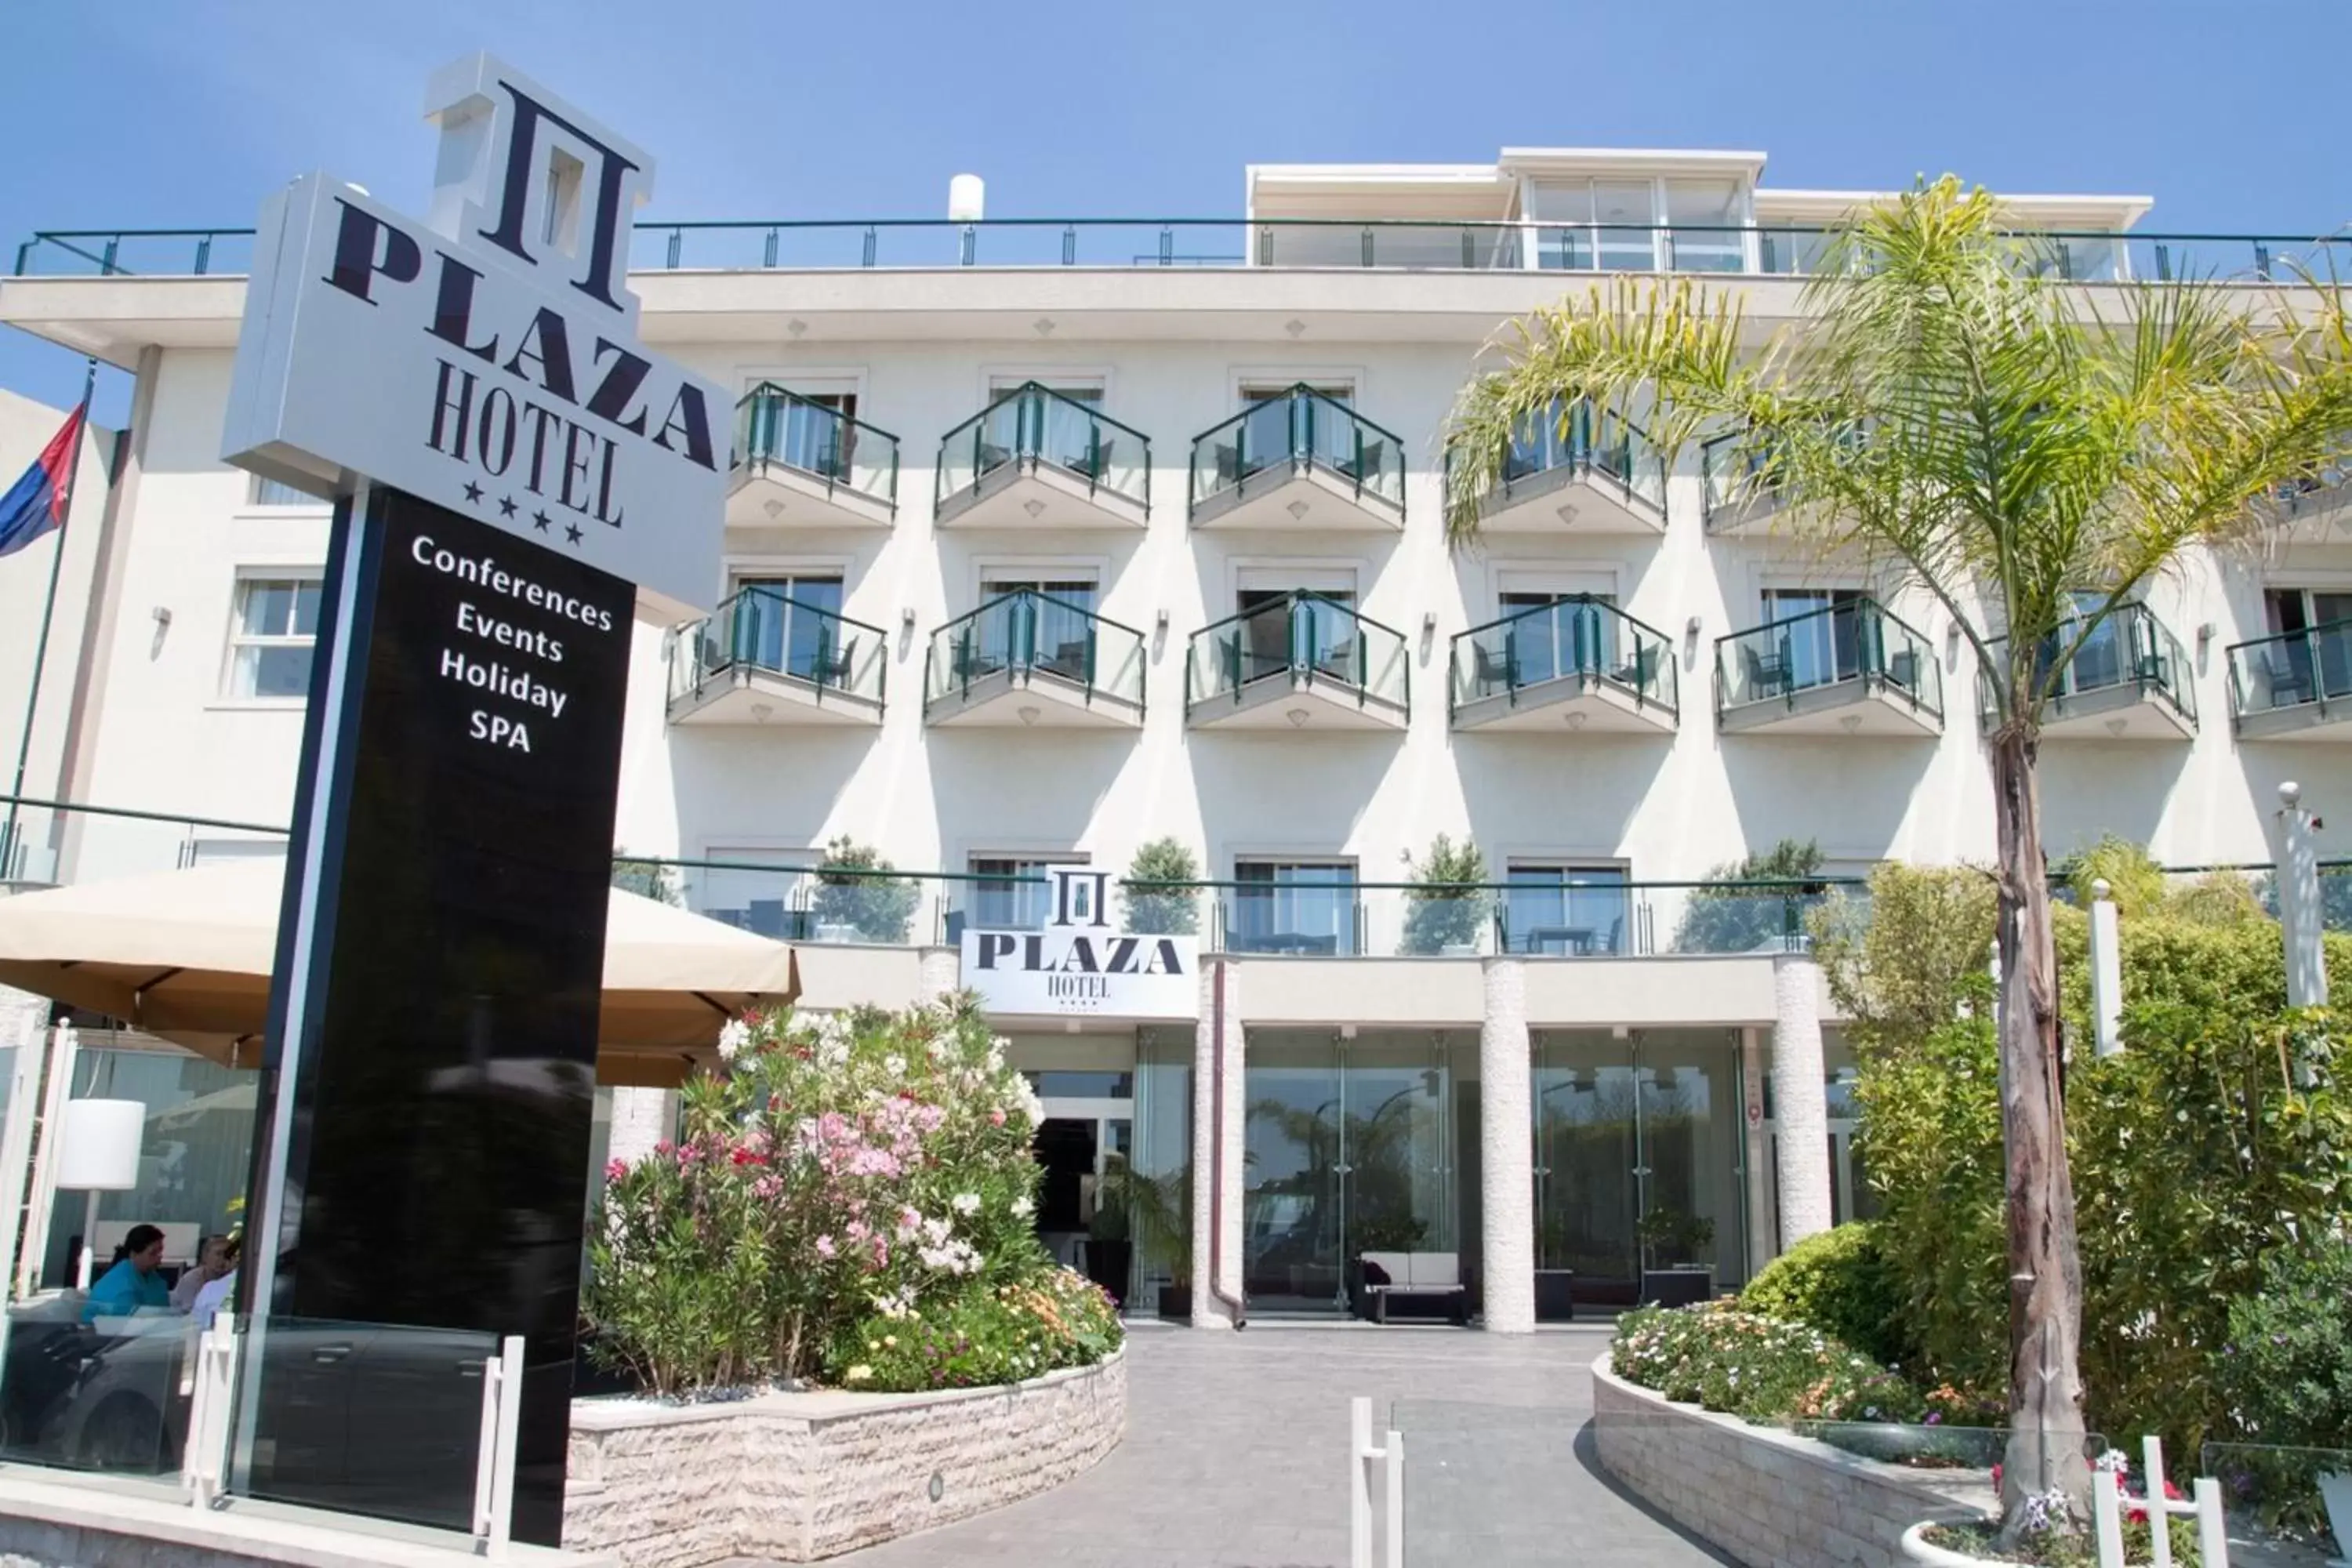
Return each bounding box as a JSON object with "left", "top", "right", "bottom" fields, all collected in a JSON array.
[
  {"left": 564, "top": 1349, "right": 1125, "bottom": 1566},
  {"left": 1591, "top": 1354, "right": 1987, "bottom": 1568}
]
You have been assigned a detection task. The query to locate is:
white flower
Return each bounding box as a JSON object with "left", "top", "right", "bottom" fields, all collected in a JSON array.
[
  {"left": 883, "top": 1054, "right": 907, "bottom": 1079},
  {"left": 1013, "top": 1076, "right": 1045, "bottom": 1127},
  {"left": 922, "top": 1215, "right": 953, "bottom": 1247},
  {"left": 717, "top": 1018, "right": 752, "bottom": 1061},
  {"left": 1010, "top": 1195, "right": 1034, "bottom": 1219},
  {"left": 950, "top": 1192, "right": 981, "bottom": 1216}
]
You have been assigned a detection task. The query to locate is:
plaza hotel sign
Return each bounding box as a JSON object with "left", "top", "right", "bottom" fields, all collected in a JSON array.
[
  {"left": 961, "top": 868, "right": 1199, "bottom": 1018},
  {"left": 223, "top": 54, "right": 724, "bottom": 622}
]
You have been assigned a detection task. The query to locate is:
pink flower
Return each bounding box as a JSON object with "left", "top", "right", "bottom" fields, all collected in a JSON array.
[
  {"left": 604, "top": 1158, "right": 628, "bottom": 1181},
  {"left": 815, "top": 1234, "right": 837, "bottom": 1260},
  {"left": 654, "top": 1141, "right": 673, "bottom": 1157},
  {"left": 896, "top": 1207, "right": 922, "bottom": 1240},
  {"left": 989, "top": 1109, "right": 1007, "bottom": 1127},
  {"left": 753, "top": 1174, "right": 782, "bottom": 1200}
]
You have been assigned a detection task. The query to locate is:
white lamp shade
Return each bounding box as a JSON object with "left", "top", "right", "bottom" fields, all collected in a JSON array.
[
  {"left": 55, "top": 1098, "right": 145, "bottom": 1191},
  {"left": 947, "top": 174, "right": 985, "bottom": 224}
]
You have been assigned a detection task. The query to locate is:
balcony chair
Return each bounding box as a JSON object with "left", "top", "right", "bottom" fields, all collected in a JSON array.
[
  {"left": 1065, "top": 437, "right": 1114, "bottom": 484},
  {"left": 1472, "top": 642, "right": 1519, "bottom": 697},
  {"left": 2263, "top": 648, "right": 2316, "bottom": 709},
  {"left": 1744, "top": 644, "right": 1791, "bottom": 700},
  {"left": 1886, "top": 648, "right": 1921, "bottom": 694}
]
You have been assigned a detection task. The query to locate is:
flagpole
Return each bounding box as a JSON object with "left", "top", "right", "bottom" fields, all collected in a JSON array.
[{"left": 2, "top": 360, "right": 97, "bottom": 883}]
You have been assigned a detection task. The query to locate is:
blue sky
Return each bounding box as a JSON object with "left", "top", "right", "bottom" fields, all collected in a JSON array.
[{"left": 3, "top": 0, "right": 2348, "bottom": 426}]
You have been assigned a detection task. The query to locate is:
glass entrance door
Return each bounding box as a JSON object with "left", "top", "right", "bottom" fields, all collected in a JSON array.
[{"left": 1243, "top": 1031, "right": 1458, "bottom": 1314}]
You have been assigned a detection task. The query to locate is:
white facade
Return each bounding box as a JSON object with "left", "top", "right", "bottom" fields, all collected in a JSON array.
[{"left": 2, "top": 144, "right": 2344, "bottom": 1320}]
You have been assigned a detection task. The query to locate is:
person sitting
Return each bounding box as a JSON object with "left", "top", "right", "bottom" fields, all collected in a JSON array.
[
  {"left": 82, "top": 1224, "right": 170, "bottom": 1323},
  {"left": 170, "top": 1233, "right": 230, "bottom": 1312},
  {"left": 190, "top": 1236, "right": 241, "bottom": 1330}
]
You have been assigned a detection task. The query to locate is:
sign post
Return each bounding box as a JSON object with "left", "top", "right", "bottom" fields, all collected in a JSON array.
[{"left": 221, "top": 56, "right": 723, "bottom": 1544}]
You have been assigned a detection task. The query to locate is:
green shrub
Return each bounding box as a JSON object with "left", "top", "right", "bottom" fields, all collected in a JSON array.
[
  {"left": 1740, "top": 1222, "right": 1906, "bottom": 1367},
  {"left": 2213, "top": 1236, "right": 2352, "bottom": 1450},
  {"left": 1400, "top": 834, "right": 1488, "bottom": 954},
  {"left": 1611, "top": 1305, "right": 1922, "bottom": 1425},
  {"left": 810, "top": 837, "right": 921, "bottom": 942},
  {"left": 829, "top": 1269, "right": 1123, "bottom": 1392},
  {"left": 1122, "top": 837, "right": 1200, "bottom": 935},
  {"left": 1674, "top": 838, "right": 1823, "bottom": 954}
]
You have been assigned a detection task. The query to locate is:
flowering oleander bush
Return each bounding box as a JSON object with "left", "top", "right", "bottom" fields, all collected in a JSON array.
[
  {"left": 1612, "top": 1305, "right": 1925, "bottom": 1425},
  {"left": 583, "top": 998, "right": 1120, "bottom": 1397}
]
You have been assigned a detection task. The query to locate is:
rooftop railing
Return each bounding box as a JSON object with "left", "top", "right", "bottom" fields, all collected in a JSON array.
[
  {"left": 667, "top": 589, "right": 888, "bottom": 713},
  {"left": 1976, "top": 603, "right": 2196, "bottom": 728},
  {"left": 2224, "top": 617, "right": 2352, "bottom": 724},
  {"left": 921, "top": 590, "right": 1147, "bottom": 716},
  {"left": 1715, "top": 598, "right": 1944, "bottom": 722},
  {"left": 1185, "top": 593, "right": 1410, "bottom": 720},
  {"left": 1450, "top": 597, "right": 1678, "bottom": 720},
  {"left": 732, "top": 384, "right": 899, "bottom": 514},
  {"left": 935, "top": 383, "right": 1151, "bottom": 514},
  {"left": 1189, "top": 387, "right": 1406, "bottom": 520},
  {"left": 20, "top": 221, "right": 2352, "bottom": 286}
]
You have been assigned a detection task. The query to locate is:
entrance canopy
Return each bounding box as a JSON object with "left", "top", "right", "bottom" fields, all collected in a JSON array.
[{"left": 0, "top": 858, "right": 797, "bottom": 1086}]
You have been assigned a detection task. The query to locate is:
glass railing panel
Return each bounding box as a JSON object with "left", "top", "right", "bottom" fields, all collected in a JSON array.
[
  {"left": 924, "top": 593, "right": 1145, "bottom": 710},
  {"left": 1450, "top": 601, "right": 1675, "bottom": 716},
  {"left": 233, "top": 1316, "right": 499, "bottom": 1530},
  {"left": 1661, "top": 885, "right": 1838, "bottom": 955},
  {"left": 668, "top": 593, "right": 887, "bottom": 708},
  {"left": 1186, "top": 596, "right": 1406, "bottom": 711},
  {"left": 1118, "top": 884, "right": 1207, "bottom": 938},
  {"left": 734, "top": 388, "right": 898, "bottom": 511},
  {"left": 936, "top": 387, "right": 1147, "bottom": 510},
  {"left": 1218, "top": 880, "right": 1362, "bottom": 957},
  {"left": 1665, "top": 227, "right": 1747, "bottom": 274},
  {"left": 2200, "top": 1441, "right": 2351, "bottom": 1559},
  {"left": 1296, "top": 394, "right": 1405, "bottom": 512},
  {"left": 2228, "top": 619, "right": 2352, "bottom": 717},
  {"left": 674, "top": 858, "right": 942, "bottom": 946},
  {"left": 1497, "top": 880, "right": 1635, "bottom": 956},
  {"left": 0, "top": 1298, "right": 189, "bottom": 1479},
  {"left": 1716, "top": 601, "right": 1940, "bottom": 717},
  {"left": 13, "top": 230, "right": 259, "bottom": 278},
  {"left": 1586, "top": 409, "right": 1667, "bottom": 513}
]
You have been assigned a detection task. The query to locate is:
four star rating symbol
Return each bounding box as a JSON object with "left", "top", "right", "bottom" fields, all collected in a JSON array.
[{"left": 456, "top": 485, "right": 588, "bottom": 552}]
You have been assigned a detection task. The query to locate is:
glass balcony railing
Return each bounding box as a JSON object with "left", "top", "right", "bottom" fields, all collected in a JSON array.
[
  {"left": 934, "top": 383, "right": 1151, "bottom": 514},
  {"left": 731, "top": 383, "right": 899, "bottom": 514},
  {"left": 1450, "top": 597, "right": 1677, "bottom": 718},
  {"left": 667, "top": 590, "right": 887, "bottom": 710},
  {"left": 29, "top": 220, "right": 2352, "bottom": 288},
  {"left": 1976, "top": 603, "right": 2196, "bottom": 728},
  {"left": 1486, "top": 401, "right": 1666, "bottom": 517},
  {"left": 1698, "top": 428, "right": 1785, "bottom": 530},
  {"left": 923, "top": 590, "right": 1147, "bottom": 713},
  {"left": 2226, "top": 618, "right": 2352, "bottom": 724},
  {"left": 1185, "top": 593, "right": 1410, "bottom": 718},
  {"left": 1715, "top": 598, "right": 1943, "bottom": 721},
  {"left": 1188, "top": 387, "right": 1406, "bottom": 521}
]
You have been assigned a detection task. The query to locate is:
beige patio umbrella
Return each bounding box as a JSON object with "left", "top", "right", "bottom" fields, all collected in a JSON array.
[{"left": 0, "top": 858, "right": 798, "bottom": 1087}]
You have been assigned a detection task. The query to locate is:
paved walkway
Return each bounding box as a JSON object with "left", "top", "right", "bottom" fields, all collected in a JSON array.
[{"left": 786, "top": 1321, "right": 1733, "bottom": 1568}]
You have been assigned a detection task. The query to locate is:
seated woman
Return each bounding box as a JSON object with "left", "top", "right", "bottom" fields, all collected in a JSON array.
[{"left": 81, "top": 1224, "right": 171, "bottom": 1323}]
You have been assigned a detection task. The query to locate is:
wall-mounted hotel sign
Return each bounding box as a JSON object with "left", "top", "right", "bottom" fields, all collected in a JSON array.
[
  {"left": 960, "top": 867, "right": 1200, "bottom": 1018},
  {"left": 220, "top": 56, "right": 720, "bottom": 1547}
]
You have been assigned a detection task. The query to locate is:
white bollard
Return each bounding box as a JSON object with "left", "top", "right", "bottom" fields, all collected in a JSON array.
[{"left": 2089, "top": 879, "right": 2123, "bottom": 1057}]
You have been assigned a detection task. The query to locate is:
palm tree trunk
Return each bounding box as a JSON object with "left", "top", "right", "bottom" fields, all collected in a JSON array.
[{"left": 1989, "top": 724, "right": 2090, "bottom": 1538}]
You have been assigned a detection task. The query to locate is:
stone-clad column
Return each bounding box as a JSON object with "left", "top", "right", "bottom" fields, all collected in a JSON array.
[
  {"left": 1190, "top": 958, "right": 1246, "bottom": 1329},
  {"left": 1479, "top": 956, "right": 1534, "bottom": 1333},
  {"left": 1769, "top": 952, "right": 1834, "bottom": 1253},
  {"left": 916, "top": 945, "right": 961, "bottom": 1004},
  {"left": 605, "top": 1086, "right": 676, "bottom": 1166},
  {"left": 2277, "top": 782, "right": 2330, "bottom": 1009}
]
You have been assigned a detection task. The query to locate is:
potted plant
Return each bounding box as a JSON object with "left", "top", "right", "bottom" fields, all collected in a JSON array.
[
  {"left": 2212, "top": 1237, "right": 2352, "bottom": 1561},
  {"left": 1122, "top": 837, "right": 1200, "bottom": 935},
  {"left": 810, "top": 836, "right": 921, "bottom": 943},
  {"left": 1400, "top": 835, "right": 1488, "bottom": 956},
  {"left": 1635, "top": 1207, "right": 1715, "bottom": 1307},
  {"left": 1096, "top": 1156, "right": 1191, "bottom": 1320}
]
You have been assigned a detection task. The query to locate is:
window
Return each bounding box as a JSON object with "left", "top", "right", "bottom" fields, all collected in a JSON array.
[
  {"left": 1526, "top": 180, "right": 1659, "bottom": 271},
  {"left": 225, "top": 575, "right": 323, "bottom": 699},
  {"left": 725, "top": 575, "right": 844, "bottom": 683},
  {"left": 1664, "top": 180, "right": 1744, "bottom": 273},
  {"left": 1497, "top": 590, "right": 1619, "bottom": 684},
  {"left": 1233, "top": 569, "right": 1356, "bottom": 686},
  {"left": 1504, "top": 863, "right": 1631, "bottom": 956},
  {"left": 2261, "top": 586, "right": 2352, "bottom": 707},
  {"left": 249, "top": 475, "right": 325, "bottom": 508},
  {"left": 1762, "top": 587, "right": 1865, "bottom": 690},
  {"left": 1230, "top": 860, "right": 1358, "bottom": 956},
  {"left": 969, "top": 855, "right": 1085, "bottom": 931}
]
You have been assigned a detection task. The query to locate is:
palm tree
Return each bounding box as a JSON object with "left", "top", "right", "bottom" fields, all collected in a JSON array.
[{"left": 1442, "top": 177, "right": 2352, "bottom": 1537}]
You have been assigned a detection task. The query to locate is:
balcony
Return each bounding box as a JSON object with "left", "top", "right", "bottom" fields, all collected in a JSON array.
[
  {"left": 923, "top": 590, "right": 1145, "bottom": 729},
  {"left": 666, "top": 590, "right": 887, "bottom": 727},
  {"left": 1715, "top": 599, "right": 1943, "bottom": 736},
  {"left": 2226, "top": 619, "right": 2352, "bottom": 740},
  {"left": 727, "top": 384, "right": 898, "bottom": 529},
  {"left": 1472, "top": 403, "right": 1666, "bottom": 535},
  {"left": 1185, "top": 593, "right": 1409, "bottom": 731},
  {"left": 1187, "top": 387, "right": 1405, "bottom": 532},
  {"left": 1977, "top": 604, "right": 2196, "bottom": 741},
  {"left": 933, "top": 383, "right": 1151, "bottom": 529},
  {"left": 1450, "top": 597, "right": 1677, "bottom": 735},
  {"left": 1699, "top": 429, "right": 1803, "bottom": 535},
  {"left": 2274, "top": 464, "right": 2352, "bottom": 543}
]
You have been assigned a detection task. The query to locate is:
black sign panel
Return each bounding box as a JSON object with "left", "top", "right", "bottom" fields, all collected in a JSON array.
[{"left": 239, "top": 488, "right": 631, "bottom": 1544}]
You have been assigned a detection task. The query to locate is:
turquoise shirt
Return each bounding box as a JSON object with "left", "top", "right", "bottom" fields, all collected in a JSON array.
[{"left": 82, "top": 1258, "right": 169, "bottom": 1323}]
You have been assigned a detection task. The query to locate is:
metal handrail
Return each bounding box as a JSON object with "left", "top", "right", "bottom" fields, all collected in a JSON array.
[
  {"left": 670, "top": 589, "right": 888, "bottom": 707},
  {"left": 923, "top": 589, "right": 1146, "bottom": 712},
  {"left": 1713, "top": 597, "right": 1944, "bottom": 719},
  {"left": 2223, "top": 615, "right": 2352, "bottom": 720},
  {"left": 1449, "top": 595, "right": 1679, "bottom": 717},
  {"left": 1976, "top": 602, "right": 2197, "bottom": 724},
  {"left": 1189, "top": 386, "right": 1407, "bottom": 518}
]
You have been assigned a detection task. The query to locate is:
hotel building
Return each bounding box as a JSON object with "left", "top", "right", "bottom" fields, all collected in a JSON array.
[{"left": 0, "top": 146, "right": 2345, "bottom": 1327}]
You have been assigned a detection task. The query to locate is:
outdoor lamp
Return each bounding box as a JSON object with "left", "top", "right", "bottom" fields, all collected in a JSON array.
[{"left": 55, "top": 1098, "right": 143, "bottom": 1290}]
